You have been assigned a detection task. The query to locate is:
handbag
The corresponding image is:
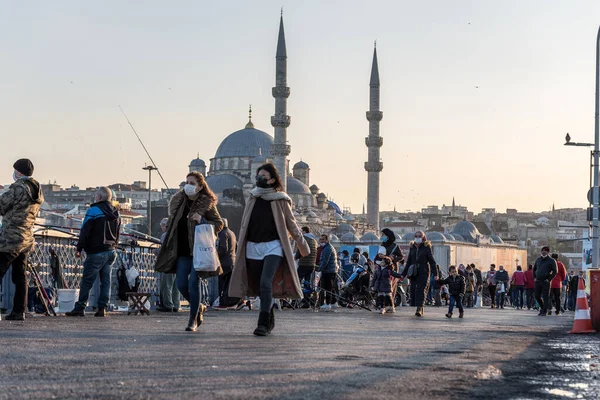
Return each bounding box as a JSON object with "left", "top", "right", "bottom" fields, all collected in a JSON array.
[
  {"left": 407, "top": 264, "right": 418, "bottom": 278},
  {"left": 192, "top": 224, "right": 219, "bottom": 272}
]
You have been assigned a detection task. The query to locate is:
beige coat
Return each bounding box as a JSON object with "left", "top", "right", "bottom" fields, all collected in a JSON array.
[{"left": 229, "top": 190, "right": 310, "bottom": 299}]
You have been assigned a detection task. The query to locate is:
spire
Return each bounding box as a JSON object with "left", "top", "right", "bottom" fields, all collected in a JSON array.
[
  {"left": 452, "top": 197, "right": 455, "bottom": 208},
  {"left": 370, "top": 43, "right": 379, "bottom": 86},
  {"left": 276, "top": 15, "right": 287, "bottom": 58},
  {"left": 245, "top": 104, "right": 254, "bottom": 129}
]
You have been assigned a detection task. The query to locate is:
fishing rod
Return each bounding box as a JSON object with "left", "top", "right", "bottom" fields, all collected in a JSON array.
[
  {"left": 118, "top": 105, "right": 174, "bottom": 196},
  {"left": 34, "top": 222, "right": 161, "bottom": 245},
  {"left": 303, "top": 281, "right": 372, "bottom": 311}
]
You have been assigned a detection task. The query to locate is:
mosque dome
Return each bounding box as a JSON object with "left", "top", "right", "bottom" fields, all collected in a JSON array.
[
  {"left": 214, "top": 126, "right": 273, "bottom": 159},
  {"left": 450, "top": 221, "right": 480, "bottom": 243},
  {"left": 402, "top": 232, "right": 415, "bottom": 241},
  {"left": 329, "top": 234, "right": 340, "bottom": 243},
  {"left": 340, "top": 232, "right": 360, "bottom": 243},
  {"left": 286, "top": 176, "right": 311, "bottom": 195},
  {"left": 452, "top": 233, "right": 465, "bottom": 241},
  {"left": 189, "top": 157, "right": 206, "bottom": 168},
  {"left": 293, "top": 161, "right": 309, "bottom": 170},
  {"left": 444, "top": 233, "right": 456, "bottom": 241},
  {"left": 205, "top": 174, "right": 244, "bottom": 194},
  {"left": 361, "top": 232, "right": 380, "bottom": 243},
  {"left": 336, "top": 223, "right": 356, "bottom": 235},
  {"left": 490, "top": 234, "right": 504, "bottom": 244},
  {"left": 426, "top": 232, "right": 446, "bottom": 242}
]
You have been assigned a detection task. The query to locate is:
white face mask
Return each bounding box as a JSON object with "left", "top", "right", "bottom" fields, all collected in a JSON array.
[
  {"left": 13, "top": 171, "right": 19, "bottom": 182},
  {"left": 414, "top": 237, "right": 423, "bottom": 244},
  {"left": 184, "top": 184, "right": 198, "bottom": 197},
  {"left": 375, "top": 260, "right": 384, "bottom": 265}
]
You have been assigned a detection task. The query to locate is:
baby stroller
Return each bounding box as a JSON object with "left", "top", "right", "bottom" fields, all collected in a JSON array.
[
  {"left": 338, "top": 260, "right": 375, "bottom": 308},
  {"left": 292, "top": 270, "right": 321, "bottom": 309}
]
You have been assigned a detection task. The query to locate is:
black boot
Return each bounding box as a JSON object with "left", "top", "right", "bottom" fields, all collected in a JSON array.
[
  {"left": 5, "top": 312, "right": 25, "bottom": 321},
  {"left": 268, "top": 307, "right": 275, "bottom": 334},
  {"left": 65, "top": 308, "right": 85, "bottom": 317},
  {"left": 94, "top": 308, "right": 106, "bottom": 317},
  {"left": 186, "top": 311, "right": 199, "bottom": 332},
  {"left": 253, "top": 311, "right": 270, "bottom": 336}
]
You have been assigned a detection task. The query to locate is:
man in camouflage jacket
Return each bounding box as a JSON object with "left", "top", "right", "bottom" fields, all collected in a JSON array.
[{"left": 0, "top": 159, "right": 44, "bottom": 321}]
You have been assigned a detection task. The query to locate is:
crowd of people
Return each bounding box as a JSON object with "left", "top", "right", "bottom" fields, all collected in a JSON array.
[{"left": 0, "top": 158, "right": 590, "bottom": 333}]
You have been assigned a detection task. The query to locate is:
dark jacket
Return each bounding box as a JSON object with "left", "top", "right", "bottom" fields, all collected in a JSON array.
[
  {"left": 371, "top": 265, "right": 403, "bottom": 293},
  {"left": 439, "top": 274, "right": 466, "bottom": 296},
  {"left": 155, "top": 190, "right": 223, "bottom": 276},
  {"left": 495, "top": 270, "right": 509, "bottom": 286},
  {"left": 380, "top": 228, "right": 405, "bottom": 267},
  {"left": 77, "top": 201, "right": 121, "bottom": 255},
  {"left": 473, "top": 268, "right": 483, "bottom": 286},
  {"left": 295, "top": 233, "right": 318, "bottom": 269},
  {"left": 0, "top": 177, "right": 44, "bottom": 254},
  {"left": 401, "top": 241, "right": 436, "bottom": 282},
  {"left": 217, "top": 222, "right": 236, "bottom": 274},
  {"left": 533, "top": 256, "right": 557, "bottom": 282},
  {"left": 318, "top": 243, "right": 338, "bottom": 274}
]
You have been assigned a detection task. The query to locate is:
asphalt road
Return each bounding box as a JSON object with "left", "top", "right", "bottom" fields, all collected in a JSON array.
[{"left": 0, "top": 306, "right": 597, "bottom": 399}]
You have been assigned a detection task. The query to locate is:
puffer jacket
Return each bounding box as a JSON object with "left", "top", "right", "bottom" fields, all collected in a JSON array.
[
  {"left": 295, "top": 233, "right": 318, "bottom": 269},
  {"left": 371, "top": 265, "right": 403, "bottom": 293},
  {"left": 495, "top": 270, "right": 509, "bottom": 286},
  {"left": 0, "top": 177, "right": 44, "bottom": 253},
  {"left": 438, "top": 274, "right": 466, "bottom": 296},
  {"left": 318, "top": 243, "right": 338, "bottom": 273},
  {"left": 400, "top": 241, "right": 436, "bottom": 282}
]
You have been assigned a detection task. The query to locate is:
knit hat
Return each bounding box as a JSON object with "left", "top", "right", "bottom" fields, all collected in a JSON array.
[{"left": 13, "top": 159, "right": 34, "bottom": 176}]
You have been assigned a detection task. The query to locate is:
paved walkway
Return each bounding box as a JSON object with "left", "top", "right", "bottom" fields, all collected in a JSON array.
[{"left": 0, "top": 306, "right": 597, "bottom": 399}]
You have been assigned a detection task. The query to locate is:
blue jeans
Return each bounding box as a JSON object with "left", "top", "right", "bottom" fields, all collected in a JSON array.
[
  {"left": 175, "top": 257, "right": 200, "bottom": 319},
  {"left": 75, "top": 250, "right": 117, "bottom": 310},
  {"left": 448, "top": 294, "right": 464, "bottom": 314},
  {"left": 473, "top": 284, "right": 480, "bottom": 306},
  {"left": 514, "top": 286, "right": 525, "bottom": 308}
]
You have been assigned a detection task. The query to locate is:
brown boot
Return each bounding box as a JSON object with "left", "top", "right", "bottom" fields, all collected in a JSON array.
[
  {"left": 445, "top": 313, "right": 452, "bottom": 318},
  {"left": 459, "top": 310, "right": 464, "bottom": 318}
]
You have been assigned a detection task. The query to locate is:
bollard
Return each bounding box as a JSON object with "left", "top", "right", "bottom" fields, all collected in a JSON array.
[{"left": 589, "top": 269, "right": 600, "bottom": 331}]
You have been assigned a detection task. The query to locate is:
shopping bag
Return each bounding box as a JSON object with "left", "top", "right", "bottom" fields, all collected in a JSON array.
[{"left": 193, "top": 224, "right": 219, "bottom": 272}]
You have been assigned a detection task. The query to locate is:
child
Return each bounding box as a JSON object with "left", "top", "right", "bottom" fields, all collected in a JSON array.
[
  {"left": 371, "top": 256, "right": 403, "bottom": 314},
  {"left": 436, "top": 265, "right": 466, "bottom": 318},
  {"left": 464, "top": 265, "right": 475, "bottom": 308},
  {"left": 496, "top": 281, "right": 506, "bottom": 309}
]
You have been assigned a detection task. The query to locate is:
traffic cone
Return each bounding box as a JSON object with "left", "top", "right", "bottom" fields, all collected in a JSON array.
[{"left": 569, "top": 277, "right": 596, "bottom": 334}]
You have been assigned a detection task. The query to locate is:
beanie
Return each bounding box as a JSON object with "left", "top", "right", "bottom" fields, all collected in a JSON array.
[{"left": 13, "top": 159, "right": 34, "bottom": 176}]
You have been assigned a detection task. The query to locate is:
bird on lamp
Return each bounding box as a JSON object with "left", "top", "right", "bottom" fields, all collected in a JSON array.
[{"left": 565, "top": 133, "right": 571, "bottom": 144}]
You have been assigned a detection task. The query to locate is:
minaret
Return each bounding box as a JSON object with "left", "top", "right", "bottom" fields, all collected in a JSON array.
[
  {"left": 365, "top": 43, "right": 383, "bottom": 231},
  {"left": 271, "top": 12, "right": 291, "bottom": 190}
]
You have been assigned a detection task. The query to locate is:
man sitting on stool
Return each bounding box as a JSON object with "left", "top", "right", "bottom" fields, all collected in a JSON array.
[{"left": 66, "top": 187, "right": 121, "bottom": 317}]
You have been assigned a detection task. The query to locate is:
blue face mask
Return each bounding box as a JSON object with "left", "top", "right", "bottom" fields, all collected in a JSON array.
[{"left": 382, "top": 237, "right": 388, "bottom": 243}]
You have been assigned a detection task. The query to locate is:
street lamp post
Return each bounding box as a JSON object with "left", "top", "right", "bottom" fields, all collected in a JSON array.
[
  {"left": 142, "top": 165, "right": 158, "bottom": 236},
  {"left": 564, "top": 26, "right": 600, "bottom": 270}
]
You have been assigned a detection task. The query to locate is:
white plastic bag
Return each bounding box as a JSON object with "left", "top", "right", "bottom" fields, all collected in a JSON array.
[{"left": 193, "top": 224, "right": 219, "bottom": 272}]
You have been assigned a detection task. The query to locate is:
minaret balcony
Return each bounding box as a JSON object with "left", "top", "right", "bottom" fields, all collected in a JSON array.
[
  {"left": 365, "top": 136, "right": 383, "bottom": 147},
  {"left": 271, "top": 115, "right": 291, "bottom": 128},
  {"left": 271, "top": 143, "right": 291, "bottom": 156},
  {"left": 366, "top": 111, "right": 383, "bottom": 121},
  {"left": 272, "top": 86, "right": 291, "bottom": 98},
  {"left": 364, "top": 161, "right": 384, "bottom": 172}
]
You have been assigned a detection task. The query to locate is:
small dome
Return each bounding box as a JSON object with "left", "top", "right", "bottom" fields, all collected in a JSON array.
[
  {"left": 452, "top": 233, "right": 465, "bottom": 241},
  {"left": 395, "top": 233, "right": 403, "bottom": 241},
  {"left": 340, "top": 232, "right": 360, "bottom": 242},
  {"left": 426, "top": 232, "right": 446, "bottom": 242},
  {"left": 402, "top": 232, "right": 415, "bottom": 241},
  {"left": 310, "top": 184, "right": 319, "bottom": 191},
  {"left": 317, "top": 193, "right": 327, "bottom": 199},
  {"left": 306, "top": 211, "right": 317, "bottom": 218},
  {"left": 189, "top": 157, "right": 206, "bottom": 167},
  {"left": 444, "top": 233, "right": 456, "bottom": 241},
  {"left": 293, "top": 161, "right": 309, "bottom": 170},
  {"left": 450, "top": 221, "right": 480, "bottom": 243},
  {"left": 205, "top": 174, "right": 244, "bottom": 194},
  {"left": 336, "top": 223, "right": 356, "bottom": 234},
  {"left": 286, "top": 176, "right": 312, "bottom": 195},
  {"left": 343, "top": 215, "right": 355, "bottom": 221},
  {"left": 361, "top": 232, "right": 380, "bottom": 243},
  {"left": 334, "top": 214, "right": 345, "bottom": 221},
  {"left": 329, "top": 234, "right": 340, "bottom": 243},
  {"left": 490, "top": 234, "right": 504, "bottom": 244}
]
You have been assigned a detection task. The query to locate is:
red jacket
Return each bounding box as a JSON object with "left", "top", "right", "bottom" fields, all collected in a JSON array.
[
  {"left": 551, "top": 261, "right": 566, "bottom": 289},
  {"left": 511, "top": 270, "right": 527, "bottom": 286},
  {"left": 525, "top": 269, "right": 535, "bottom": 289}
]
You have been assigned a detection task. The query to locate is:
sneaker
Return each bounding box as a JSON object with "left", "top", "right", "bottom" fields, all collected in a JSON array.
[
  {"left": 320, "top": 304, "right": 331, "bottom": 310},
  {"left": 379, "top": 308, "right": 386, "bottom": 314}
]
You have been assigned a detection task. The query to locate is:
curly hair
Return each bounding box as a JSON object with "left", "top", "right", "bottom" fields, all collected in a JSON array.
[{"left": 186, "top": 171, "right": 217, "bottom": 202}]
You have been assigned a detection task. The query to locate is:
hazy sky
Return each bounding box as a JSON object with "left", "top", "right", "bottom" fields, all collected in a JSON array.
[{"left": 2, "top": 1, "right": 600, "bottom": 214}]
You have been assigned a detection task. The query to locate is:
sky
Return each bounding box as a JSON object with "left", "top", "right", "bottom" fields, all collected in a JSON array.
[{"left": 1, "top": 1, "right": 600, "bottom": 214}]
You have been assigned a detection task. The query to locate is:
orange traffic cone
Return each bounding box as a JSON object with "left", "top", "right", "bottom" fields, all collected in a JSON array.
[{"left": 569, "top": 277, "right": 596, "bottom": 334}]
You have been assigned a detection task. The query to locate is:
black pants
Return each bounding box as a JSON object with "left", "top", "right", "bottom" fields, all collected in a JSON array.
[
  {"left": 246, "top": 255, "right": 283, "bottom": 313},
  {"left": 320, "top": 272, "right": 336, "bottom": 305},
  {"left": 377, "top": 293, "right": 393, "bottom": 309},
  {"left": 0, "top": 251, "right": 29, "bottom": 314},
  {"left": 218, "top": 270, "right": 240, "bottom": 307},
  {"left": 550, "top": 288, "right": 562, "bottom": 313},
  {"left": 410, "top": 273, "right": 430, "bottom": 307},
  {"left": 526, "top": 288, "right": 535, "bottom": 309},
  {"left": 297, "top": 266, "right": 314, "bottom": 284},
  {"left": 488, "top": 284, "right": 497, "bottom": 306},
  {"left": 534, "top": 280, "right": 551, "bottom": 313}
]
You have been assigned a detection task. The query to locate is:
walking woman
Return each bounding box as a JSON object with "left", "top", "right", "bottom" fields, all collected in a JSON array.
[
  {"left": 155, "top": 171, "right": 223, "bottom": 332},
  {"left": 400, "top": 230, "right": 437, "bottom": 317},
  {"left": 229, "top": 163, "right": 309, "bottom": 336}
]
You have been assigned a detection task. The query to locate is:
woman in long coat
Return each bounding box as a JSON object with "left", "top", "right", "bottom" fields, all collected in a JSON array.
[
  {"left": 155, "top": 171, "right": 223, "bottom": 332},
  {"left": 229, "top": 163, "right": 309, "bottom": 336},
  {"left": 400, "top": 230, "right": 437, "bottom": 317}
]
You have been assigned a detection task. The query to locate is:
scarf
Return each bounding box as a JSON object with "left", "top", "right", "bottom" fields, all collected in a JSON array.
[{"left": 250, "top": 187, "right": 292, "bottom": 202}]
